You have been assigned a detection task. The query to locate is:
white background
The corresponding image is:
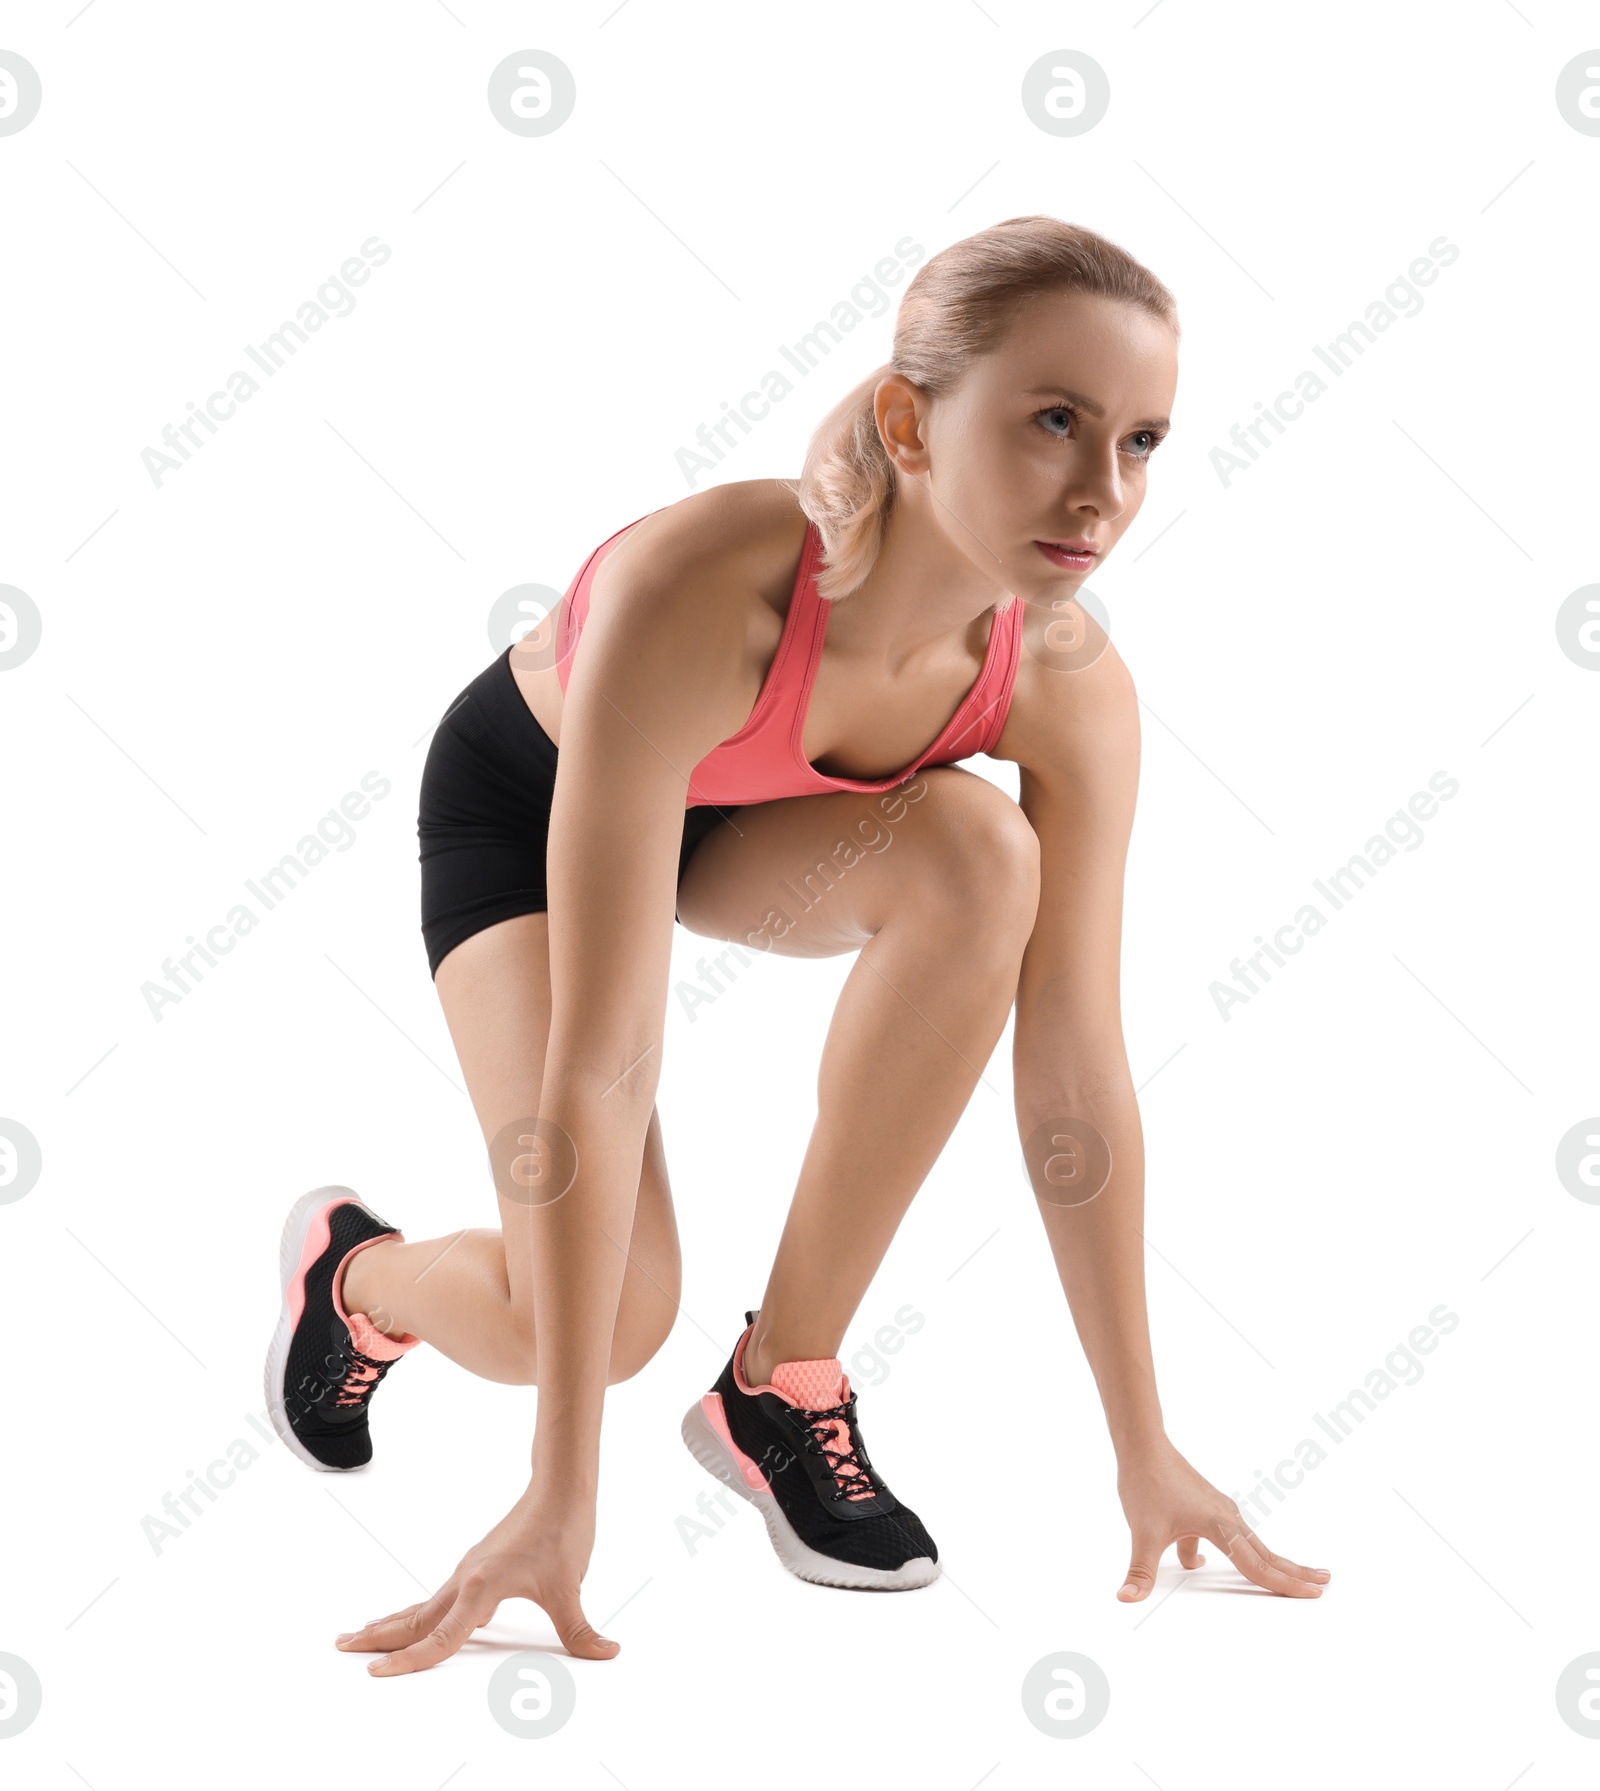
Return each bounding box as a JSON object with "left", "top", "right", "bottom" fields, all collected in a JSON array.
[{"left": 2, "top": 0, "right": 1597, "bottom": 1783}]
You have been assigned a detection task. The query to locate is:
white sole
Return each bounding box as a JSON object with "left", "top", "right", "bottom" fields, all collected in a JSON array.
[
  {"left": 680, "top": 1397, "right": 940, "bottom": 1592},
  {"left": 263, "top": 1184, "right": 367, "bottom": 1474}
]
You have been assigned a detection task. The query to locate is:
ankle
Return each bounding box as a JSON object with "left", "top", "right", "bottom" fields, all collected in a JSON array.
[
  {"left": 741, "top": 1328, "right": 837, "bottom": 1391},
  {"left": 742, "top": 1338, "right": 774, "bottom": 1388},
  {"left": 339, "top": 1236, "right": 399, "bottom": 1331}
]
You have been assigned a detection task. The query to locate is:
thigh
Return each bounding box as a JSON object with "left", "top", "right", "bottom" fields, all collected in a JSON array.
[
  {"left": 674, "top": 764, "right": 1035, "bottom": 957},
  {"left": 433, "top": 912, "right": 682, "bottom": 1336},
  {"left": 418, "top": 648, "right": 740, "bottom": 972}
]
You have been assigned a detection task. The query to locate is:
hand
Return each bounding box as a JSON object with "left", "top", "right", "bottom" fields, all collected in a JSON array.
[
  {"left": 334, "top": 1489, "right": 621, "bottom": 1676},
  {"left": 1113, "top": 1435, "right": 1330, "bottom": 1603}
]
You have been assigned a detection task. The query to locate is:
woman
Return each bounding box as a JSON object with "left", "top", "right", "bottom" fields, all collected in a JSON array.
[{"left": 264, "top": 215, "right": 1330, "bottom": 1677}]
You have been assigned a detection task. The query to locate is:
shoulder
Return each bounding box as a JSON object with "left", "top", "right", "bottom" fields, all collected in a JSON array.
[
  {"left": 563, "top": 482, "right": 812, "bottom": 741},
  {"left": 592, "top": 479, "right": 811, "bottom": 620},
  {"left": 992, "top": 594, "right": 1140, "bottom": 782}
]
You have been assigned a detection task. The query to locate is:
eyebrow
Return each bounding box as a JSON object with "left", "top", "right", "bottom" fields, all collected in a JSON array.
[{"left": 1027, "top": 386, "right": 1171, "bottom": 431}]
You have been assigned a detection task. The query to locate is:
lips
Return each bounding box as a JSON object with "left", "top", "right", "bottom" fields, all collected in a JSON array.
[{"left": 1034, "top": 539, "right": 1099, "bottom": 569}]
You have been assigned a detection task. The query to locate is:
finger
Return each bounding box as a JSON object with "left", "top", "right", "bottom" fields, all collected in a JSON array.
[
  {"left": 337, "top": 1598, "right": 431, "bottom": 1646},
  {"left": 336, "top": 1594, "right": 448, "bottom": 1651},
  {"left": 541, "top": 1583, "right": 620, "bottom": 1659},
  {"left": 1176, "top": 1533, "right": 1206, "bottom": 1570},
  {"left": 1255, "top": 1543, "right": 1330, "bottom": 1585},
  {"left": 370, "top": 1579, "right": 495, "bottom": 1677},
  {"left": 1215, "top": 1526, "right": 1324, "bottom": 1599},
  {"left": 363, "top": 1600, "right": 433, "bottom": 1628},
  {"left": 337, "top": 1589, "right": 454, "bottom": 1653},
  {"left": 1116, "top": 1533, "right": 1165, "bottom": 1602}
]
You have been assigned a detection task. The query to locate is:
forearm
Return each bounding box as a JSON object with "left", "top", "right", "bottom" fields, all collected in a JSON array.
[
  {"left": 518, "top": 1072, "right": 656, "bottom": 1492},
  {"left": 1014, "top": 1037, "right": 1165, "bottom": 1455}
]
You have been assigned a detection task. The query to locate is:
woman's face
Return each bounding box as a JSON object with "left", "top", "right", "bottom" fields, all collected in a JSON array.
[{"left": 890, "top": 289, "right": 1179, "bottom": 602}]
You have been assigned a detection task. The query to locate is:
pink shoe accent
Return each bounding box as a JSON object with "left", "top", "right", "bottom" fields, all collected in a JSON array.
[
  {"left": 345, "top": 1308, "right": 417, "bottom": 1362},
  {"left": 768, "top": 1359, "right": 847, "bottom": 1410},
  {"left": 734, "top": 1321, "right": 872, "bottom": 1501},
  {"left": 702, "top": 1392, "right": 770, "bottom": 1492},
  {"left": 333, "top": 1231, "right": 420, "bottom": 1359},
  {"left": 286, "top": 1204, "right": 335, "bottom": 1331}
]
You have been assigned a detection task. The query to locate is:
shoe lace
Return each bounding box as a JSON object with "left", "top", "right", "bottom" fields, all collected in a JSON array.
[
  {"left": 793, "top": 1396, "right": 880, "bottom": 1503},
  {"left": 330, "top": 1345, "right": 396, "bottom": 1410}
]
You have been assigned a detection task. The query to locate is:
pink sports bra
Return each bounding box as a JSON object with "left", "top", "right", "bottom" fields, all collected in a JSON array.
[{"left": 554, "top": 513, "right": 1025, "bottom": 810}]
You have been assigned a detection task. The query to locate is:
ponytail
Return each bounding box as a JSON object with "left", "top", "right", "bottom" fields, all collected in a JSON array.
[{"left": 788, "top": 364, "right": 897, "bottom": 604}]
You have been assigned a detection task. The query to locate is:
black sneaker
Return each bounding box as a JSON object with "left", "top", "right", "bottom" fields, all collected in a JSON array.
[
  {"left": 681, "top": 1310, "right": 939, "bottom": 1590},
  {"left": 263, "top": 1186, "right": 419, "bottom": 1472}
]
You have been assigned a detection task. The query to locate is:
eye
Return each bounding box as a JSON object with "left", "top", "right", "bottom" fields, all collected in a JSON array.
[{"left": 1034, "top": 404, "right": 1168, "bottom": 460}]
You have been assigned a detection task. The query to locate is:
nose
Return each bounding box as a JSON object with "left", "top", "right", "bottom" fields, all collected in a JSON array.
[{"left": 1066, "top": 435, "right": 1129, "bottom": 522}]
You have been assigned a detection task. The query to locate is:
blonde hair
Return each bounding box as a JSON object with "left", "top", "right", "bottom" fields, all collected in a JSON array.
[{"left": 791, "top": 216, "right": 1179, "bottom": 601}]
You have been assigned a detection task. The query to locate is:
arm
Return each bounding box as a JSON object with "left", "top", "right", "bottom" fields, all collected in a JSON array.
[
  {"left": 1011, "top": 640, "right": 1161, "bottom": 1455},
  {"left": 1011, "top": 631, "right": 1329, "bottom": 1602},
  {"left": 531, "top": 509, "right": 763, "bottom": 1497}
]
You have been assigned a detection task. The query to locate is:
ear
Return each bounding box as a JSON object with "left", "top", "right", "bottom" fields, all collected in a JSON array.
[{"left": 874, "top": 373, "right": 932, "bottom": 477}]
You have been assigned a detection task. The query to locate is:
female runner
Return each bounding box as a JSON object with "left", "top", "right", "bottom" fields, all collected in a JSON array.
[{"left": 265, "top": 214, "right": 1330, "bottom": 1677}]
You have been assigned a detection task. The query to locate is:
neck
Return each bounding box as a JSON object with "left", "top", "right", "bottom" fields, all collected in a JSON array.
[{"left": 822, "top": 479, "right": 1011, "bottom": 672}]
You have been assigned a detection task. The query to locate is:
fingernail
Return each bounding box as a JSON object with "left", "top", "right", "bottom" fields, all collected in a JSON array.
[
  {"left": 335, "top": 1633, "right": 356, "bottom": 1645},
  {"left": 369, "top": 1656, "right": 391, "bottom": 1671},
  {"left": 1119, "top": 1583, "right": 1138, "bottom": 1598}
]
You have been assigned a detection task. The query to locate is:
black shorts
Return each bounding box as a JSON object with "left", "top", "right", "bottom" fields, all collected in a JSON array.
[{"left": 417, "top": 646, "right": 738, "bottom": 979}]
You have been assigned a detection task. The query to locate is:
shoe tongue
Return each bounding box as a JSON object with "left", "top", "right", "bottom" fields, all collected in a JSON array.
[
  {"left": 768, "top": 1356, "right": 847, "bottom": 1411},
  {"left": 346, "top": 1310, "right": 419, "bottom": 1361}
]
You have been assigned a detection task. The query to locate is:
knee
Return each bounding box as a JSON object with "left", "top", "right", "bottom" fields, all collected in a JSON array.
[
  {"left": 495, "top": 1332, "right": 666, "bottom": 1388},
  {"left": 498, "top": 1268, "right": 677, "bottom": 1375},
  {"left": 916, "top": 773, "right": 1041, "bottom": 936},
  {"left": 497, "top": 1310, "right": 540, "bottom": 1385},
  {"left": 490, "top": 1324, "right": 662, "bottom": 1387},
  {"left": 606, "top": 1314, "right": 674, "bottom": 1385}
]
